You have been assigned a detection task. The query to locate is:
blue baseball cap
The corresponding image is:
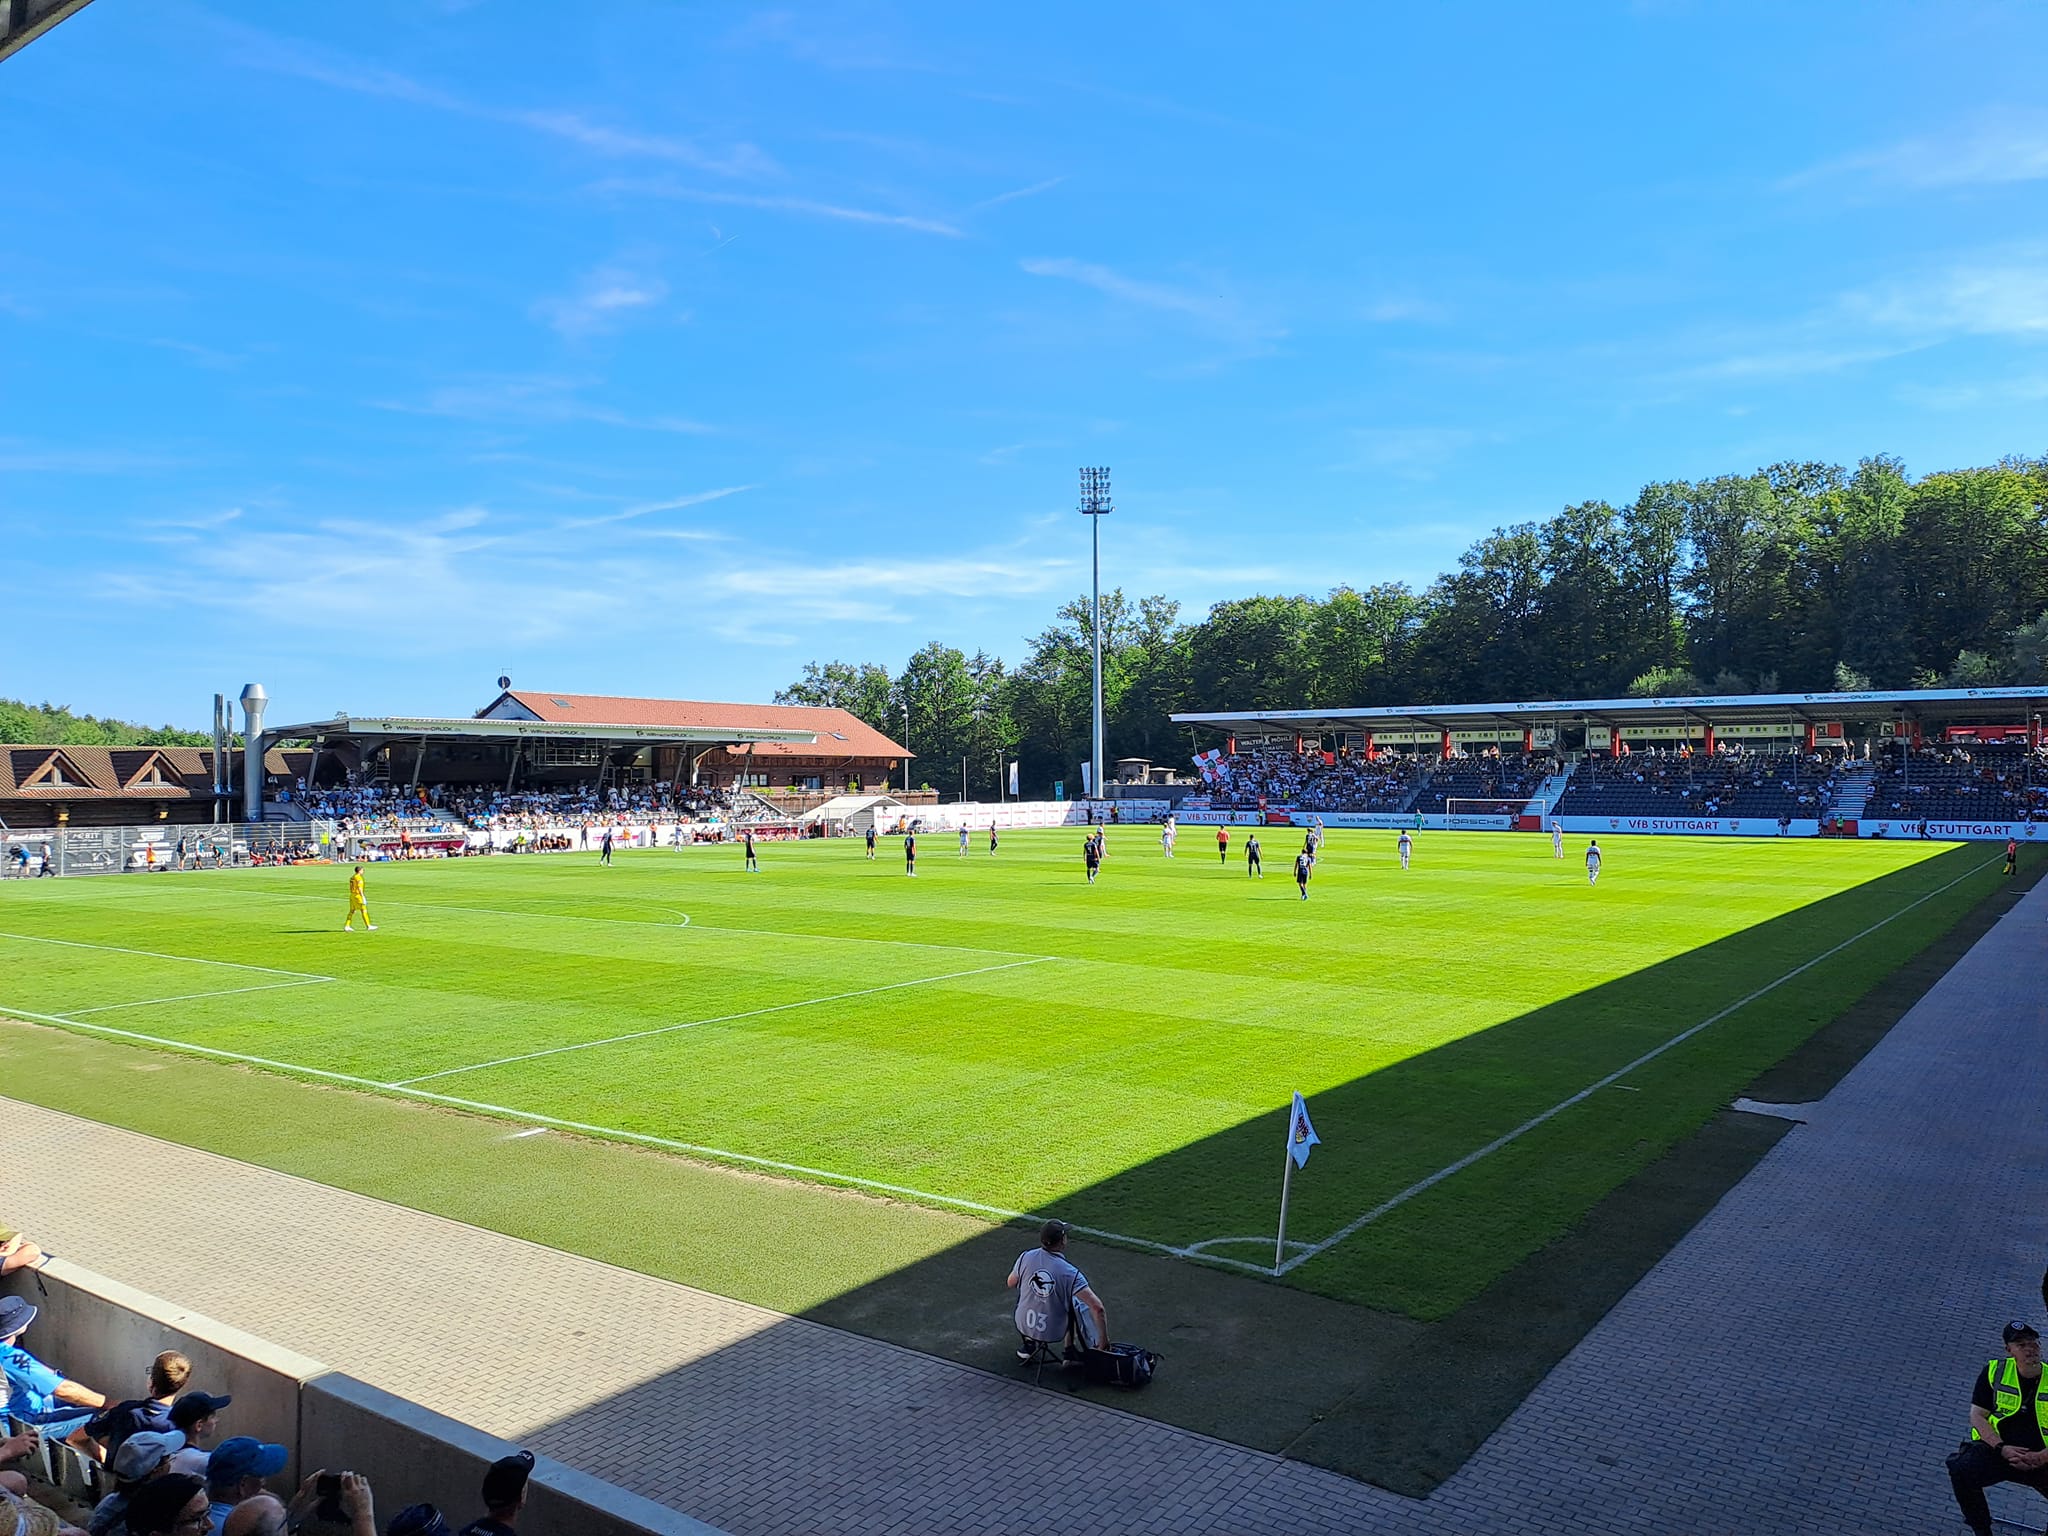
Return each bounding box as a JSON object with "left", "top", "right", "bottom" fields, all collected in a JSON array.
[
  {"left": 207, "top": 1435, "right": 288, "bottom": 1486},
  {"left": 0, "top": 1296, "right": 34, "bottom": 1337}
]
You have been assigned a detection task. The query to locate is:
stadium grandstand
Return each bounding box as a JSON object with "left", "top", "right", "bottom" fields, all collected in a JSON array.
[{"left": 1173, "top": 685, "right": 2048, "bottom": 837}]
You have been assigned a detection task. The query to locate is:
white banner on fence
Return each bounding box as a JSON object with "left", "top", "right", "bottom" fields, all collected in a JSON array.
[{"left": 1857, "top": 819, "right": 2044, "bottom": 842}]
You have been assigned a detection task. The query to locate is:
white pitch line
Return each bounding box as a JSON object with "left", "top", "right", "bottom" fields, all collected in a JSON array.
[
  {"left": 391, "top": 956, "right": 1059, "bottom": 1085},
  {"left": 1273, "top": 854, "right": 2002, "bottom": 1276},
  {"left": 64, "top": 978, "right": 335, "bottom": 1015},
  {"left": 0, "top": 1003, "right": 1185, "bottom": 1261},
  {"left": 0, "top": 931, "right": 334, "bottom": 982}
]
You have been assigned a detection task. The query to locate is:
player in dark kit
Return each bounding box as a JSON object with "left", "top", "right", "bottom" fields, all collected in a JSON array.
[
  {"left": 1246, "top": 832, "right": 1261, "bottom": 878},
  {"left": 744, "top": 828, "right": 759, "bottom": 872},
  {"left": 989, "top": 823, "right": 999, "bottom": 855},
  {"left": 599, "top": 828, "right": 613, "bottom": 866},
  {"left": 1295, "top": 847, "right": 1312, "bottom": 899},
  {"left": 904, "top": 831, "right": 917, "bottom": 877},
  {"left": 865, "top": 825, "right": 877, "bottom": 859},
  {"left": 1083, "top": 832, "right": 1101, "bottom": 884}
]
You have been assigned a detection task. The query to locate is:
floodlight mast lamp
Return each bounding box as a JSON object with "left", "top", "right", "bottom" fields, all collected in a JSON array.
[{"left": 1080, "top": 467, "right": 1113, "bottom": 802}]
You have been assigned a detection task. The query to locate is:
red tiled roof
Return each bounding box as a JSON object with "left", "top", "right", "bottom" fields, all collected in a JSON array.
[
  {"left": 496, "top": 692, "right": 909, "bottom": 759},
  {"left": 0, "top": 745, "right": 311, "bottom": 801}
]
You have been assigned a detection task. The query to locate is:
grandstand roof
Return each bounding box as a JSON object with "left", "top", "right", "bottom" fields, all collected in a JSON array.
[
  {"left": 1173, "top": 685, "right": 2048, "bottom": 737},
  {"left": 0, "top": 744, "right": 306, "bottom": 805},
  {"left": 479, "top": 690, "right": 909, "bottom": 760}
]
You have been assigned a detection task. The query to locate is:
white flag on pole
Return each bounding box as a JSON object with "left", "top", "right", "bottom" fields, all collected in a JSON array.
[
  {"left": 1287, "top": 1091, "right": 1320, "bottom": 1169},
  {"left": 1008, "top": 760, "right": 1019, "bottom": 797}
]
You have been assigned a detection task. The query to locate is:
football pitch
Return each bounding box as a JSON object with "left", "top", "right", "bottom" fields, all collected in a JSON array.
[{"left": 0, "top": 828, "right": 2006, "bottom": 1321}]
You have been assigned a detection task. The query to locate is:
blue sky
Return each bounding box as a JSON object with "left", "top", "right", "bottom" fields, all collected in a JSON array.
[{"left": 4, "top": 1, "right": 2047, "bottom": 728}]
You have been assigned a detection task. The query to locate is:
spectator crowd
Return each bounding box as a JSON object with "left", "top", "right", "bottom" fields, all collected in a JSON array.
[{"left": 2, "top": 1235, "right": 541, "bottom": 1536}]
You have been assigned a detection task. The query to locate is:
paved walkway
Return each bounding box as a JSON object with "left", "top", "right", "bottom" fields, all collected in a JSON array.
[{"left": 5, "top": 875, "right": 2046, "bottom": 1534}]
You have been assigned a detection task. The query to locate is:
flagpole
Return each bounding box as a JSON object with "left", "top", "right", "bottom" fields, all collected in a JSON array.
[{"left": 1274, "top": 1141, "right": 1296, "bottom": 1275}]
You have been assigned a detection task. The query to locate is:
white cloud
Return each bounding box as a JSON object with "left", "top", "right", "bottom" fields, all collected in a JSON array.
[
  {"left": 971, "top": 176, "right": 1065, "bottom": 213},
  {"left": 1332, "top": 427, "right": 1484, "bottom": 479},
  {"left": 372, "top": 374, "right": 717, "bottom": 434},
  {"left": 1787, "top": 111, "right": 2048, "bottom": 191},
  {"left": 217, "top": 18, "right": 775, "bottom": 179},
  {"left": 534, "top": 261, "right": 672, "bottom": 339},
  {"left": 1848, "top": 248, "right": 2048, "bottom": 338},
  {"left": 560, "top": 486, "right": 753, "bottom": 530},
  {"left": 599, "top": 179, "right": 962, "bottom": 237}
]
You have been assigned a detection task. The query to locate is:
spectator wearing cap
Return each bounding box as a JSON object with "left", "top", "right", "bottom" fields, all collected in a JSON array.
[
  {"left": 1949, "top": 1320, "right": 2048, "bottom": 1535},
  {"left": 216, "top": 1497, "right": 283, "bottom": 1536},
  {"left": 385, "top": 1504, "right": 449, "bottom": 1536},
  {"left": 0, "top": 1295, "right": 106, "bottom": 1454},
  {"left": 203, "top": 1437, "right": 287, "bottom": 1535},
  {"left": 89, "top": 1353, "right": 192, "bottom": 1461},
  {"left": 456, "top": 1451, "right": 532, "bottom": 1536},
  {"left": 1005, "top": 1219, "right": 1108, "bottom": 1365},
  {"left": 87, "top": 1429, "right": 185, "bottom": 1536},
  {"left": 167, "top": 1395, "right": 230, "bottom": 1479},
  {"left": 122, "top": 1474, "right": 210, "bottom": 1536}
]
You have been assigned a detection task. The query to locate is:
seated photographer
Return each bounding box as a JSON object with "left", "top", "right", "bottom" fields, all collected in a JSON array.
[{"left": 1006, "top": 1219, "right": 1108, "bottom": 1363}]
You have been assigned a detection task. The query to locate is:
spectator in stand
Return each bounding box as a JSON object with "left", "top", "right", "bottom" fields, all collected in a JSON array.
[
  {"left": 166, "top": 1393, "right": 230, "bottom": 1479},
  {"left": 88, "top": 1428, "right": 186, "bottom": 1536},
  {"left": 203, "top": 1437, "right": 287, "bottom": 1533},
  {"left": 279, "top": 1471, "right": 374, "bottom": 1536},
  {"left": 0, "top": 1226, "right": 44, "bottom": 1276},
  {"left": 217, "top": 1498, "right": 284, "bottom": 1536},
  {"left": 3, "top": 1487, "right": 87, "bottom": 1536},
  {"left": 121, "top": 1475, "right": 209, "bottom": 1536},
  {"left": 456, "top": 1451, "right": 532, "bottom": 1536},
  {"left": 88, "top": 1353, "right": 191, "bottom": 1461},
  {"left": 0, "top": 1296, "right": 106, "bottom": 1455},
  {"left": 384, "top": 1506, "right": 450, "bottom": 1536}
]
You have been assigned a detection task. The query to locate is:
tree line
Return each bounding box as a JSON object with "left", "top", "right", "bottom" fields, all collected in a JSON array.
[
  {"left": 778, "top": 455, "right": 2048, "bottom": 799},
  {"left": 0, "top": 698, "right": 212, "bottom": 748}
]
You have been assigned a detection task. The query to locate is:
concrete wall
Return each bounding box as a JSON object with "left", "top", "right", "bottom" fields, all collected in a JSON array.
[
  {"left": 3, "top": 1262, "right": 725, "bottom": 1536},
  {"left": 9, "top": 1258, "right": 316, "bottom": 1485}
]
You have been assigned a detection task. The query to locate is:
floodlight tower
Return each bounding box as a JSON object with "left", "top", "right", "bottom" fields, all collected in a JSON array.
[{"left": 1079, "top": 467, "right": 1113, "bottom": 801}]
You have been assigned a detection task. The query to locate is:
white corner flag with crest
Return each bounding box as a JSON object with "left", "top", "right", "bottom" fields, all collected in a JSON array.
[
  {"left": 1287, "top": 1091, "right": 1320, "bottom": 1169},
  {"left": 1274, "top": 1090, "right": 1321, "bottom": 1273}
]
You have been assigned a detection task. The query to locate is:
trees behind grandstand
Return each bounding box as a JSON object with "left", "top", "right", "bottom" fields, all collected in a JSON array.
[
  {"left": 780, "top": 453, "right": 2048, "bottom": 797},
  {"left": 0, "top": 697, "right": 211, "bottom": 748}
]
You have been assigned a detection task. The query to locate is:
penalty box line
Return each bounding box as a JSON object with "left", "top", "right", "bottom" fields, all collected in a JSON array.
[
  {"left": 392, "top": 956, "right": 1059, "bottom": 1086},
  {"left": 1270, "top": 853, "right": 2004, "bottom": 1278},
  {"left": 0, "top": 1001, "right": 1189, "bottom": 1265}
]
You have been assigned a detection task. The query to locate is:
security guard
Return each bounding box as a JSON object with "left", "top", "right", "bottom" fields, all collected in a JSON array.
[{"left": 1948, "top": 1321, "right": 2048, "bottom": 1535}]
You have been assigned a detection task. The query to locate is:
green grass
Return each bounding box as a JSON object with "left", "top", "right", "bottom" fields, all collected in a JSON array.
[{"left": 0, "top": 828, "right": 2001, "bottom": 1319}]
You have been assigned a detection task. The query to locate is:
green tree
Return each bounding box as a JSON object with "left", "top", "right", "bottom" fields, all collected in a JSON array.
[{"left": 773, "top": 661, "right": 896, "bottom": 731}]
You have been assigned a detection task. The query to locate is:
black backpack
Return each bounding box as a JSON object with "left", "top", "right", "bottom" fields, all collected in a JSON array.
[{"left": 1082, "top": 1343, "right": 1159, "bottom": 1389}]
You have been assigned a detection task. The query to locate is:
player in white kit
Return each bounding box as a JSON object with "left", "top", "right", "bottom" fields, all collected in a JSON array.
[
  {"left": 1585, "top": 839, "right": 1602, "bottom": 885},
  {"left": 959, "top": 824, "right": 971, "bottom": 856},
  {"left": 1551, "top": 820, "right": 1564, "bottom": 858},
  {"left": 1161, "top": 816, "right": 1176, "bottom": 858},
  {"left": 1398, "top": 828, "right": 1412, "bottom": 870}
]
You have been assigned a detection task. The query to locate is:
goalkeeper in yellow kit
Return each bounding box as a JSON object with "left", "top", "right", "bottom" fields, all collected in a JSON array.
[{"left": 343, "top": 864, "right": 376, "bottom": 932}]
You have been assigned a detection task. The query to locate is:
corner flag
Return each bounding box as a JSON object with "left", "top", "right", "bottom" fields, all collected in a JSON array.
[{"left": 1287, "top": 1091, "right": 1320, "bottom": 1169}]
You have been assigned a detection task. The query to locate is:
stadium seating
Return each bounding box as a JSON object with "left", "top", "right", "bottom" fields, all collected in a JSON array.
[
  {"left": 1864, "top": 743, "right": 2048, "bottom": 822},
  {"left": 1551, "top": 748, "right": 1841, "bottom": 820},
  {"left": 1414, "top": 753, "right": 1552, "bottom": 815},
  {"left": 1192, "top": 751, "right": 1425, "bottom": 812}
]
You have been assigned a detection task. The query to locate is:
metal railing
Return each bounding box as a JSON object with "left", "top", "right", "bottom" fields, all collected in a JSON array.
[{"left": 0, "top": 821, "right": 337, "bottom": 878}]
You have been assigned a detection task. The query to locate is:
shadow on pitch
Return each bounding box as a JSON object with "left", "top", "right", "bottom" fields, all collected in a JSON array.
[{"left": 513, "top": 845, "right": 2018, "bottom": 1500}]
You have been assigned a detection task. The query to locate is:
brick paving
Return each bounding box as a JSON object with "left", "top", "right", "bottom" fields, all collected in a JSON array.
[{"left": 5, "top": 875, "right": 2045, "bottom": 1534}]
